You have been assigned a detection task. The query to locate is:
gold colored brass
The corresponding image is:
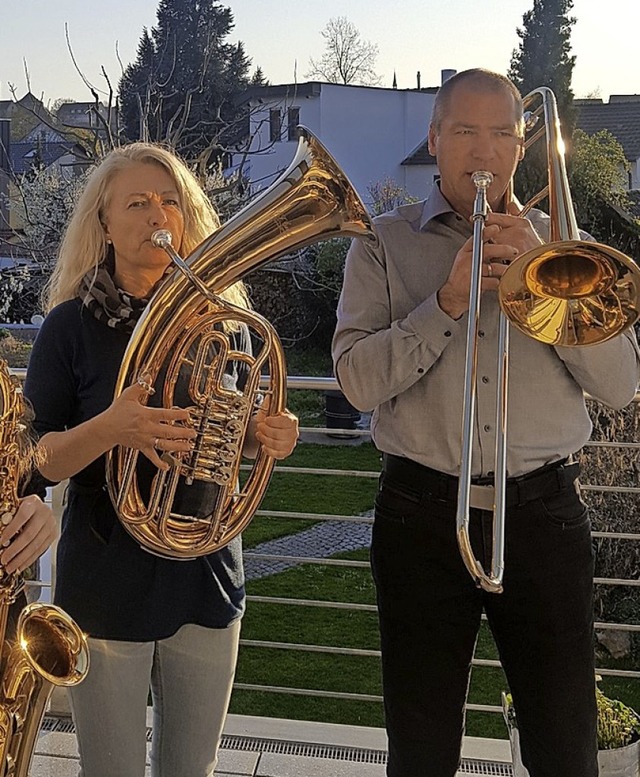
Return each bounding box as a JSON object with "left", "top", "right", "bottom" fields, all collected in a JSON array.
[
  {"left": 457, "top": 87, "right": 640, "bottom": 595},
  {"left": 0, "top": 360, "right": 89, "bottom": 777},
  {"left": 499, "top": 87, "right": 640, "bottom": 346},
  {"left": 106, "top": 127, "right": 377, "bottom": 559}
]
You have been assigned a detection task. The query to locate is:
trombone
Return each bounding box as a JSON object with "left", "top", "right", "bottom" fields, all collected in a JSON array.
[{"left": 456, "top": 86, "right": 640, "bottom": 594}]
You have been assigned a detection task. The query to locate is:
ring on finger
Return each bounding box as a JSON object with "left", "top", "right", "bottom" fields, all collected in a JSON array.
[
  {"left": 154, "top": 437, "right": 160, "bottom": 449},
  {"left": 487, "top": 263, "right": 493, "bottom": 278}
]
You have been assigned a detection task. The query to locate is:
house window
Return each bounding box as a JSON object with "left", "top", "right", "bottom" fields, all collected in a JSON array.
[
  {"left": 287, "top": 108, "right": 300, "bottom": 141},
  {"left": 269, "top": 109, "right": 281, "bottom": 143}
]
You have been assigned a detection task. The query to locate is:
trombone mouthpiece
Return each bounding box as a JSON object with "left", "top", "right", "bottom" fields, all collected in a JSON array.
[
  {"left": 151, "top": 230, "right": 173, "bottom": 249},
  {"left": 472, "top": 171, "right": 494, "bottom": 189}
]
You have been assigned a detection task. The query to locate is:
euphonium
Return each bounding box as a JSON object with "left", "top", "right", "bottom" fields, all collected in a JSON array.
[
  {"left": 0, "top": 359, "right": 89, "bottom": 777},
  {"left": 106, "top": 127, "right": 377, "bottom": 559}
]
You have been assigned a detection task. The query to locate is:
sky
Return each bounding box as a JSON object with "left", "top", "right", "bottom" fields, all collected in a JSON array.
[{"left": 1, "top": 0, "right": 638, "bottom": 106}]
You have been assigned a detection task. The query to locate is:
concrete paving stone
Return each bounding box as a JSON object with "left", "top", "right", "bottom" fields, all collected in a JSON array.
[
  {"left": 216, "top": 748, "right": 261, "bottom": 775},
  {"left": 216, "top": 772, "right": 262, "bottom": 777},
  {"left": 255, "top": 753, "right": 386, "bottom": 777},
  {"left": 34, "top": 731, "right": 79, "bottom": 758},
  {"left": 244, "top": 519, "right": 372, "bottom": 581},
  {"left": 29, "top": 754, "right": 79, "bottom": 777}
]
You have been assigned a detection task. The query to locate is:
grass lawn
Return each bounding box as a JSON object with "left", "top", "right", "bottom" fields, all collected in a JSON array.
[
  {"left": 232, "top": 441, "right": 640, "bottom": 741},
  {"left": 241, "top": 443, "right": 380, "bottom": 549}
]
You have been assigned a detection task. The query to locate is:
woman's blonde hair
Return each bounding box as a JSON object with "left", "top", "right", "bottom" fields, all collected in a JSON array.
[{"left": 45, "top": 142, "right": 249, "bottom": 313}]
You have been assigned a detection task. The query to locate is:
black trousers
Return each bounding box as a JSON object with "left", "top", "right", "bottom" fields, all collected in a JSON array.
[{"left": 372, "top": 455, "right": 598, "bottom": 777}]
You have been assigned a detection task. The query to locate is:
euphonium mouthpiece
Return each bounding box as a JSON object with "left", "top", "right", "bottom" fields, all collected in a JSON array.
[
  {"left": 472, "top": 171, "right": 494, "bottom": 189},
  {"left": 151, "top": 230, "right": 173, "bottom": 249}
]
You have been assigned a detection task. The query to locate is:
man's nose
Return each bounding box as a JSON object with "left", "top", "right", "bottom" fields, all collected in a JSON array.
[{"left": 472, "top": 133, "right": 497, "bottom": 160}]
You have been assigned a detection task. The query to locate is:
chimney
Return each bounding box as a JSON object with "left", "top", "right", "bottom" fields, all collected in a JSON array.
[
  {"left": 441, "top": 69, "right": 457, "bottom": 85},
  {"left": 417, "top": 71, "right": 421, "bottom": 90},
  {"left": 0, "top": 119, "right": 10, "bottom": 232},
  {"left": 392, "top": 71, "right": 397, "bottom": 90}
]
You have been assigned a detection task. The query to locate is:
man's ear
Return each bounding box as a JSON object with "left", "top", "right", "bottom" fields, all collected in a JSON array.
[
  {"left": 427, "top": 124, "right": 438, "bottom": 157},
  {"left": 517, "top": 139, "right": 525, "bottom": 162}
]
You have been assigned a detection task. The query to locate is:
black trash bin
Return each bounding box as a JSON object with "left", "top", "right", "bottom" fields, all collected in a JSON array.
[{"left": 324, "top": 389, "right": 361, "bottom": 438}]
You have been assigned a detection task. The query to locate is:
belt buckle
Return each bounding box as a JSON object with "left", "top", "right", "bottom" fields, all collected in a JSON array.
[{"left": 469, "top": 484, "right": 496, "bottom": 512}]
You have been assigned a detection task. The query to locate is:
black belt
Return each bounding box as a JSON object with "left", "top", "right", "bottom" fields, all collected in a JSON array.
[{"left": 382, "top": 453, "right": 579, "bottom": 509}]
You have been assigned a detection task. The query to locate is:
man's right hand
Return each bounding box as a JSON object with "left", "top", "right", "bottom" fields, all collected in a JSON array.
[{"left": 437, "top": 224, "right": 519, "bottom": 319}]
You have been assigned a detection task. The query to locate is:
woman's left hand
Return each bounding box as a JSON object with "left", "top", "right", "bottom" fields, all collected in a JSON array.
[
  {"left": 252, "top": 400, "right": 299, "bottom": 460},
  {"left": 0, "top": 495, "right": 59, "bottom": 575}
]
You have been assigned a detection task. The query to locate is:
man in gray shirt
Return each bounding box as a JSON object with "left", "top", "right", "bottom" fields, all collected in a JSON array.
[{"left": 333, "top": 69, "right": 640, "bottom": 777}]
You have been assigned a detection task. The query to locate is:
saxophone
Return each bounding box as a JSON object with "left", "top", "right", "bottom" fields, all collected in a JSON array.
[{"left": 0, "top": 359, "right": 89, "bottom": 777}]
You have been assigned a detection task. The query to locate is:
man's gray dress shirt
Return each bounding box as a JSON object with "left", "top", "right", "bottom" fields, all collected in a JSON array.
[{"left": 332, "top": 185, "right": 640, "bottom": 478}]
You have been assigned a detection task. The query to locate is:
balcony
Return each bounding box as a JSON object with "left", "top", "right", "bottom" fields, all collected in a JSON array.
[{"left": 22, "top": 377, "right": 640, "bottom": 776}]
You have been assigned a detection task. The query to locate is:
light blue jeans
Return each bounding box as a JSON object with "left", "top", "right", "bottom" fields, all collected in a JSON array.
[{"left": 68, "top": 621, "right": 241, "bottom": 777}]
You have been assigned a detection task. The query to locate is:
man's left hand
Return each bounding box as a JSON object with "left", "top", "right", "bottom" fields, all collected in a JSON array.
[{"left": 485, "top": 202, "right": 544, "bottom": 257}]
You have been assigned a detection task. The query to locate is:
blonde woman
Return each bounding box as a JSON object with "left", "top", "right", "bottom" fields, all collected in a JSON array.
[{"left": 24, "top": 142, "right": 298, "bottom": 777}]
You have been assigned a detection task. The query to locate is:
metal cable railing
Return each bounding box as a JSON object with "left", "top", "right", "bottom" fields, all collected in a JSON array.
[
  {"left": 12, "top": 370, "right": 640, "bottom": 712},
  {"left": 238, "top": 377, "right": 640, "bottom": 713}
]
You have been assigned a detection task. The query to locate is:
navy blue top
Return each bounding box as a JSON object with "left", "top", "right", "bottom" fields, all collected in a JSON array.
[{"left": 24, "top": 298, "right": 247, "bottom": 641}]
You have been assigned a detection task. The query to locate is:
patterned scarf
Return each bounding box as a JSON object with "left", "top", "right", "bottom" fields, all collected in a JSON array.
[{"left": 78, "top": 255, "right": 150, "bottom": 334}]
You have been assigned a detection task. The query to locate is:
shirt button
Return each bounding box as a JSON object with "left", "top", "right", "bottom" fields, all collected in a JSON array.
[
  {"left": 482, "top": 376, "right": 489, "bottom": 384},
  {"left": 487, "top": 470, "right": 494, "bottom": 478},
  {"left": 418, "top": 367, "right": 424, "bottom": 374},
  {"left": 483, "top": 424, "right": 491, "bottom": 432},
  {"left": 444, "top": 330, "right": 452, "bottom": 337},
  {"left": 478, "top": 330, "right": 485, "bottom": 338}
]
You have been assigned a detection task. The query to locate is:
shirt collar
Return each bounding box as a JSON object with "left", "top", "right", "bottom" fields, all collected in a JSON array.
[
  {"left": 418, "top": 183, "right": 526, "bottom": 231},
  {"left": 419, "top": 182, "right": 457, "bottom": 231}
]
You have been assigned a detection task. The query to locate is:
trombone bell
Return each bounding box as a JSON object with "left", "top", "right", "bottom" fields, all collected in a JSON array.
[
  {"left": 499, "top": 86, "right": 640, "bottom": 346},
  {"left": 499, "top": 240, "right": 640, "bottom": 346}
]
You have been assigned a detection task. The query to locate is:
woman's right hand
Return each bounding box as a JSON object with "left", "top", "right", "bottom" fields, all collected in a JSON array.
[{"left": 102, "top": 383, "right": 197, "bottom": 470}]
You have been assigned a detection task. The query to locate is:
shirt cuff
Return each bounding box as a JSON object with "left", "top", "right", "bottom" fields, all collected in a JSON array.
[{"left": 405, "top": 292, "right": 463, "bottom": 350}]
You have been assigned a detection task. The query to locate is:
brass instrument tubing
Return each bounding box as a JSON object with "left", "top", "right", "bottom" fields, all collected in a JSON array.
[{"left": 455, "top": 172, "right": 505, "bottom": 594}]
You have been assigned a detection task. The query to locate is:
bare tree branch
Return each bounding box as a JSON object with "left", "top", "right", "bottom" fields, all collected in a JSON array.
[{"left": 305, "top": 17, "right": 382, "bottom": 86}]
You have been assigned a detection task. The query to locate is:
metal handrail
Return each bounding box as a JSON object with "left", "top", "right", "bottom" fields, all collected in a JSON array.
[
  {"left": 238, "top": 378, "right": 640, "bottom": 709},
  {"left": 12, "top": 367, "right": 640, "bottom": 717}
]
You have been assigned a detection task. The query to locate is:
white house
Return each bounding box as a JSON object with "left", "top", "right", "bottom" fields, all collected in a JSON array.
[
  {"left": 234, "top": 79, "right": 444, "bottom": 208},
  {"left": 235, "top": 78, "right": 640, "bottom": 219}
]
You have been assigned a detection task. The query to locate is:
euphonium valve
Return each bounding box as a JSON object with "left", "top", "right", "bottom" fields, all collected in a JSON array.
[{"left": 107, "top": 128, "right": 377, "bottom": 559}]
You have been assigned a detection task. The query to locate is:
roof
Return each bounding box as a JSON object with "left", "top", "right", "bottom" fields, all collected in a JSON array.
[
  {"left": 235, "top": 80, "right": 439, "bottom": 108},
  {"left": 235, "top": 82, "right": 322, "bottom": 108},
  {"left": 401, "top": 139, "right": 436, "bottom": 166},
  {"left": 575, "top": 98, "right": 640, "bottom": 161},
  {"left": 403, "top": 95, "right": 640, "bottom": 168},
  {"left": 10, "top": 140, "right": 83, "bottom": 175}
]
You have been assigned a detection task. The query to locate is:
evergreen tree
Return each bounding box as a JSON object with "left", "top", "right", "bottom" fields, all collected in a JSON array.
[
  {"left": 508, "top": 0, "right": 576, "bottom": 203},
  {"left": 119, "top": 1, "right": 255, "bottom": 165},
  {"left": 250, "top": 66, "right": 269, "bottom": 86}
]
